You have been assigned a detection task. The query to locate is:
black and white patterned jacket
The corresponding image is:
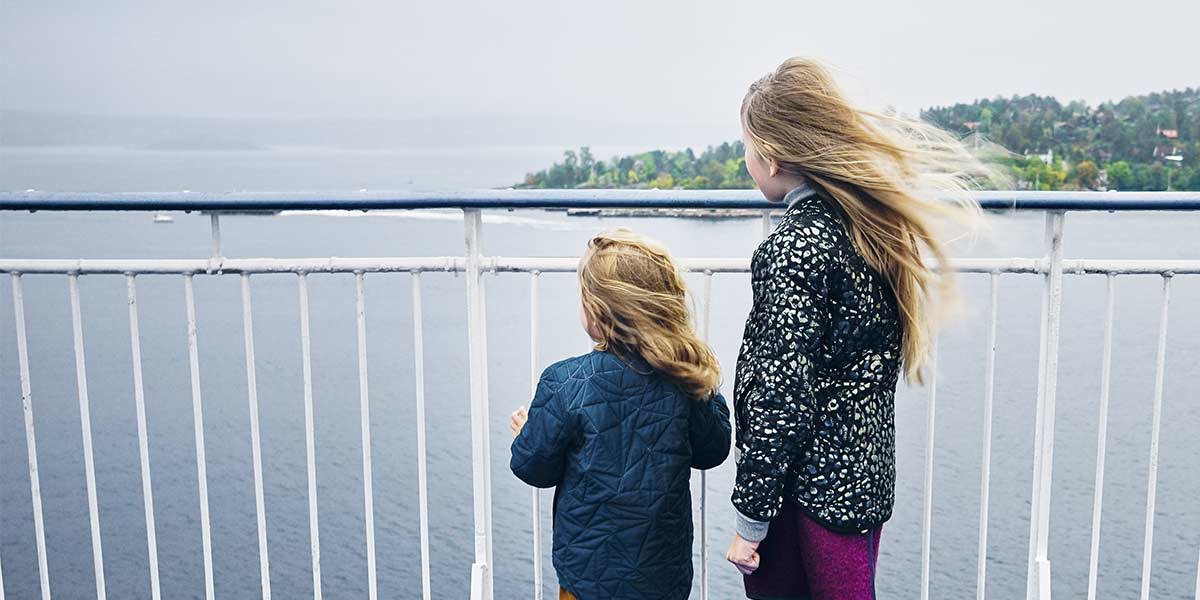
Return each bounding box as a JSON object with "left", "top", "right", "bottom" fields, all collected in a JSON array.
[{"left": 732, "top": 183, "right": 904, "bottom": 538}]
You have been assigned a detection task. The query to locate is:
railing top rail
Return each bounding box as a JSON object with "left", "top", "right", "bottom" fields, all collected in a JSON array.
[{"left": 1, "top": 190, "right": 1199, "bottom": 212}]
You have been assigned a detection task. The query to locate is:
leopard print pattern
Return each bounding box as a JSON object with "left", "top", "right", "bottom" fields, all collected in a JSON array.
[{"left": 732, "top": 184, "right": 904, "bottom": 534}]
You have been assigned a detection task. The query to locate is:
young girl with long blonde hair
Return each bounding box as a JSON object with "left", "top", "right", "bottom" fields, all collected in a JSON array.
[
  {"left": 724, "top": 58, "right": 988, "bottom": 599},
  {"left": 511, "top": 228, "right": 732, "bottom": 600}
]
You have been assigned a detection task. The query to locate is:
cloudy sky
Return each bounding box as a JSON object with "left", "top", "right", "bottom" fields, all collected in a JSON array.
[{"left": 2, "top": 0, "right": 1196, "bottom": 145}]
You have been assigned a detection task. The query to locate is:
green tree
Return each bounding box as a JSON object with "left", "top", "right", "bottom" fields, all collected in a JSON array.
[
  {"left": 1069, "top": 160, "right": 1100, "bottom": 190},
  {"left": 1106, "top": 161, "right": 1134, "bottom": 190},
  {"left": 650, "top": 173, "right": 674, "bottom": 189},
  {"left": 1182, "top": 167, "right": 1200, "bottom": 191},
  {"left": 579, "top": 147, "right": 595, "bottom": 182},
  {"left": 1136, "top": 164, "right": 1167, "bottom": 191}
]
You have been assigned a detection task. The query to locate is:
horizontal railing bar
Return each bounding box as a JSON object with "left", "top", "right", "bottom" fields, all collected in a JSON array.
[
  {"left": 0, "top": 257, "right": 1198, "bottom": 275},
  {"left": 2, "top": 190, "right": 1200, "bottom": 212},
  {"left": 0, "top": 257, "right": 460, "bottom": 274},
  {"left": 495, "top": 258, "right": 750, "bottom": 273}
]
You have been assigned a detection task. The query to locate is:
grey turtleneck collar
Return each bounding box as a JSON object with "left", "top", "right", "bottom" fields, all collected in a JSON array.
[{"left": 783, "top": 182, "right": 817, "bottom": 209}]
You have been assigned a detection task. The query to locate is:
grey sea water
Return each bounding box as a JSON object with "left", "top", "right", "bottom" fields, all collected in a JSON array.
[{"left": 1, "top": 147, "right": 1198, "bottom": 599}]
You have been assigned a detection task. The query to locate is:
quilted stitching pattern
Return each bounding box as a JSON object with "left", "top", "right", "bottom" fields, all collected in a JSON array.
[
  {"left": 732, "top": 187, "right": 903, "bottom": 534},
  {"left": 512, "top": 350, "right": 732, "bottom": 599}
]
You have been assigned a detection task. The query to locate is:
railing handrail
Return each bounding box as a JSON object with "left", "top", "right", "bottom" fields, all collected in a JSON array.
[
  {"left": 2, "top": 190, "right": 1200, "bottom": 211},
  {"left": 2, "top": 257, "right": 1199, "bottom": 276}
]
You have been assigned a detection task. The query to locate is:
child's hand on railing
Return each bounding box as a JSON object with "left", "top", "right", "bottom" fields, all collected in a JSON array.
[{"left": 510, "top": 406, "right": 528, "bottom": 438}]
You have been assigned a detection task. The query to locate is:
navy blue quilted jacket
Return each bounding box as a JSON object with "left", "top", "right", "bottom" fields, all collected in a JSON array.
[{"left": 510, "top": 349, "right": 732, "bottom": 600}]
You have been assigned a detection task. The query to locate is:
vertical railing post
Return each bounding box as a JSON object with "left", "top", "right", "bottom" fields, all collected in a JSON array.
[
  {"left": 1026, "top": 211, "right": 1066, "bottom": 600},
  {"left": 1139, "top": 273, "right": 1172, "bottom": 600},
  {"left": 184, "top": 275, "right": 216, "bottom": 600},
  {"left": 240, "top": 274, "right": 272, "bottom": 600},
  {"left": 12, "top": 274, "right": 51, "bottom": 600},
  {"left": 296, "top": 274, "right": 323, "bottom": 600},
  {"left": 411, "top": 271, "right": 433, "bottom": 600},
  {"left": 69, "top": 274, "right": 107, "bottom": 600},
  {"left": 529, "top": 271, "right": 544, "bottom": 600},
  {"left": 919, "top": 335, "right": 939, "bottom": 600},
  {"left": 127, "top": 274, "right": 162, "bottom": 600},
  {"left": 210, "top": 215, "right": 222, "bottom": 262},
  {"left": 1026, "top": 243, "right": 1051, "bottom": 597},
  {"left": 976, "top": 273, "right": 999, "bottom": 600},
  {"left": 1087, "top": 274, "right": 1116, "bottom": 600},
  {"left": 699, "top": 271, "right": 714, "bottom": 600},
  {"left": 354, "top": 272, "right": 379, "bottom": 600},
  {"left": 464, "top": 208, "right": 494, "bottom": 600},
  {"left": 208, "top": 214, "right": 224, "bottom": 275}
]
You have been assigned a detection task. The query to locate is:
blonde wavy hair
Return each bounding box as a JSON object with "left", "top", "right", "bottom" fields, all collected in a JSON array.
[
  {"left": 741, "top": 57, "right": 993, "bottom": 385},
  {"left": 578, "top": 229, "right": 721, "bottom": 399}
]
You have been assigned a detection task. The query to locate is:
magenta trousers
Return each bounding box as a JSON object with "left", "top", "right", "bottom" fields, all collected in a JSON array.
[{"left": 743, "top": 501, "right": 882, "bottom": 600}]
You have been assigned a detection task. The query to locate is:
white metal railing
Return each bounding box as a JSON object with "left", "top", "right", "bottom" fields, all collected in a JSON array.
[
  {"left": 0, "top": 191, "right": 1199, "bottom": 600},
  {"left": 183, "top": 274, "right": 216, "bottom": 600}
]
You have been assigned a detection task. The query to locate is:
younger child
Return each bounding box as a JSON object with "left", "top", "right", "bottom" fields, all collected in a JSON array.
[{"left": 510, "top": 228, "right": 732, "bottom": 600}]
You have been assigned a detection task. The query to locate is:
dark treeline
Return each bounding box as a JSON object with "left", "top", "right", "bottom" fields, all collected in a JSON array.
[{"left": 519, "top": 88, "right": 1200, "bottom": 191}]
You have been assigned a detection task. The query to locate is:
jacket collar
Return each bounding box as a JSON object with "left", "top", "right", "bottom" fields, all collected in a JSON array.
[
  {"left": 604, "top": 343, "right": 654, "bottom": 375},
  {"left": 783, "top": 182, "right": 819, "bottom": 210}
]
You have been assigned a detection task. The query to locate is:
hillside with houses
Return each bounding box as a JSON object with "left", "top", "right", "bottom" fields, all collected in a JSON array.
[{"left": 518, "top": 88, "right": 1199, "bottom": 192}]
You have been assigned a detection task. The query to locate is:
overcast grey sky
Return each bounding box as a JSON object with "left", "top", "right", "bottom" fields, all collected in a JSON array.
[{"left": 2, "top": 0, "right": 1196, "bottom": 145}]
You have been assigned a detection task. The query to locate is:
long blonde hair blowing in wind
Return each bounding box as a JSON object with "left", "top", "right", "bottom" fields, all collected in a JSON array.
[
  {"left": 742, "top": 57, "right": 992, "bottom": 385},
  {"left": 579, "top": 229, "right": 720, "bottom": 399}
]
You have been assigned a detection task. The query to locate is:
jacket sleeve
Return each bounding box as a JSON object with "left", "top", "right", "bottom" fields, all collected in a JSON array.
[
  {"left": 732, "top": 227, "right": 833, "bottom": 523},
  {"left": 689, "top": 391, "right": 732, "bottom": 470},
  {"left": 510, "top": 366, "right": 574, "bottom": 488}
]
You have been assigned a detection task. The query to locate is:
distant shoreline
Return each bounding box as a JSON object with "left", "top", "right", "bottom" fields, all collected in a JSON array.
[{"left": 562, "top": 207, "right": 770, "bottom": 219}]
